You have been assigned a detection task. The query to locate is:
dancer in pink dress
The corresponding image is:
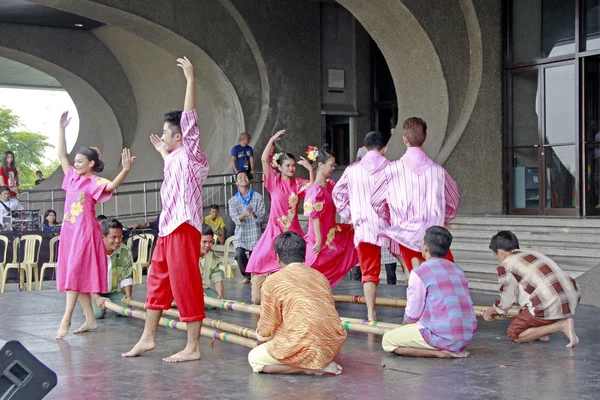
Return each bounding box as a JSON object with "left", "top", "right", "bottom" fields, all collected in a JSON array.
[
  {"left": 56, "top": 111, "right": 135, "bottom": 339},
  {"left": 303, "top": 148, "right": 358, "bottom": 287},
  {"left": 246, "top": 130, "right": 313, "bottom": 304}
]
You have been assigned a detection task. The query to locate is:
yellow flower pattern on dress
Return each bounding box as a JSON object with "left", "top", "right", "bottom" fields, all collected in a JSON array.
[
  {"left": 325, "top": 225, "right": 342, "bottom": 250},
  {"left": 96, "top": 177, "right": 110, "bottom": 186},
  {"left": 64, "top": 191, "right": 85, "bottom": 224},
  {"left": 303, "top": 200, "right": 313, "bottom": 215},
  {"left": 278, "top": 192, "right": 299, "bottom": 231},
  {"left": 313, "top": 202, "right": 323, "bottom": 212}
]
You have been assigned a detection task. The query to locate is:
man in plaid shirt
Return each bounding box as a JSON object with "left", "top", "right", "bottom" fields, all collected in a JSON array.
[
  {"left": 482, "top": 231, "right": 580, "bottom": 347},
  {"left": 382, "top": 226, "right": 477, "bottom": 358},
  {"left": 228, "top": 170, "right": 265, "bottom": 284}
]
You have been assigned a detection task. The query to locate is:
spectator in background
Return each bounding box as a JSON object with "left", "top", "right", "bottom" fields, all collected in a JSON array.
[
  {"left": 43, "top": 209, "right": 61, "bottom": 231},
  {"left": 35, "top": 171, "right": 45, "bottom": 185},
  {"left": 355, "top": 146, "right": 367, "bottom": 162},
  {"left": 0, "top": 185, "right": 23, "bottom": 218},
  {"left": 131, "top": 213, "right": 161, "bottom": 233},
  {"left": 231, "top": 132, "right": 255, "bottom": 175},
  {"left": 0, "top": 151, "right": 20, "bottom": 196},
  {"left": 198, "top": 225, "right": 224, "bottom": 301},
  {"left": 96, "top": 214, "right": 107, "bottom": 222},
  {"left": 204, "top": 204, "right": 226, "bottom": 244}
]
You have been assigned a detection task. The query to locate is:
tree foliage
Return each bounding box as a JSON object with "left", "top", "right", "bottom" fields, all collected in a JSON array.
[{"left": 0, "top": 107, "right": 54, "bottom": 189}]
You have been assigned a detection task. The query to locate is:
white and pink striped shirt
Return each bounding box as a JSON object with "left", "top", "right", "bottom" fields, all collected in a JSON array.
[
  {"left": 370, "top": 147, "right": 459, "bottom": 251},
  {"left": 159, "top": 109, "right": 210, "bottom": 237},
  {"left": 332, "top": 150, "right": 391, "bottom": 249}
]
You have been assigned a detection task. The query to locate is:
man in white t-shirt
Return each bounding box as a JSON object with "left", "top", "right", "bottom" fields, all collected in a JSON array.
[{"left": 0, "top": 185, "right": 23, "bottom": 219}]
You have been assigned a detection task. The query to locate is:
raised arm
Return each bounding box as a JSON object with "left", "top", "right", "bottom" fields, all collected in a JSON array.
[
  {"left": 178, "top": 56, "right": 195, "bottom": 113},
  {"left": 261, "top": 130, "right": 285, "bottom": 179},
  {"left": 105, "top": 149, "right": 135, "bottom": 192},
  {"left": 58, "top": 112, "right": 72, "bottom": 175},
  {"left": 297, "top": 156, "right": 315, "bottom": 186},
  {"left": 332, "top": 171, "right": 351, "bottom": 222}
]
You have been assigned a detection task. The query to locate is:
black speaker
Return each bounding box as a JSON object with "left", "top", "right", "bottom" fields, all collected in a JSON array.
[{"left": 0, "top": 340, "right": 57, "bottom": 400}]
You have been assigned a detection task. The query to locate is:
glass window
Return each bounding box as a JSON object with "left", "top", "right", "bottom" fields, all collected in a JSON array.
[
  {"left": 511, "top": 0, "right": 575, "bottom": 63},
  {"left": 545, "top": 146, "right": 577, "bottom": 208},
  {"left": 584, "top": 0, "right": 600, "bottom": 51},
  {"left": 512, "top": 148, "right": 540, "bottom": 209},
  {"left": 511, "top": 70, "right": 540, "bottom": 147},
  {"left": 544, "top": 64, "right": 575, "bottom": 145}
]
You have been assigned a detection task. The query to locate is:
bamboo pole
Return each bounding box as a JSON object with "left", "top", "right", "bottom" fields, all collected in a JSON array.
[
  {"left": 124, "top": 299, "right": 259, "bottom": 340},
  {"left": 333, "top": 294, "right": 520, "bottom": 318},
  {"left": 203, "top": 297, "right": 395, "bottom": 335},
  {"left": 339, "top": 317, "right": 400, "bottom": 330},
  {"left": 104, "top": 300, "right": 257, "bottom": 348}
]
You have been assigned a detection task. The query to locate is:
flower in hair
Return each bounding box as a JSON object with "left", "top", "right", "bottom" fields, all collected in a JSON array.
[
  {"left": 306, "top": 146, "right": 319, "bottom": 162},
  {"left": 90, "top": 146, "right": 102, "bottom": 159},
  {"left": 271, "top": 152, "right": 284, "bottom": 168}
]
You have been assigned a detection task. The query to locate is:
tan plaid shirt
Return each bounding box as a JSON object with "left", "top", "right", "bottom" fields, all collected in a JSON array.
[{"left": 493, "top": 250, "right": 580, "bottom": 320}]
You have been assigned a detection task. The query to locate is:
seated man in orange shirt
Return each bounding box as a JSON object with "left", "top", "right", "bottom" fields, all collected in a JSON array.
[{"left": 248, "top": 232, "right": 347, "bottom": 375}]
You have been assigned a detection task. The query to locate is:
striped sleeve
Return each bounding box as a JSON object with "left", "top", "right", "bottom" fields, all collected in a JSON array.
[
  {"left": 256, "top": 280, "right": 282, "bottom": 338},
  {"left": 443, "top": 169, "right": 459, "bottom": 223},
  {"left": 370, "top": 169, "right": 391, "bottom": 223},
  {"left": 332, "top": 170, "right": 351, "bottom": 222},
  {"left": 493, "top": 265, "right": 519, "bottom": 314}
]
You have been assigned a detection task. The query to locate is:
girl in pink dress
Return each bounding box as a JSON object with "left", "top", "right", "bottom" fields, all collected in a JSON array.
[
  {"left": 303, "top": 149, "right": 358, "bottom": 287},
  {"left": 246, "top": 130, "right": 313, "bottom": 304},
  {"left": 56, "top": 111, "right": 135, "bottom": 339}
]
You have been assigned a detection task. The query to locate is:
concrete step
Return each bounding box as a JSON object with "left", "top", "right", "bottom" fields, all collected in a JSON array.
[
  {"left": 451, "top": 241, "right": 599, "bottom": 258},
  {"left": 453, "top": 215, "right": 600, "bottom": 229},
  {"left": 450, "top": 230, "right": 600, "bottom": 247}
]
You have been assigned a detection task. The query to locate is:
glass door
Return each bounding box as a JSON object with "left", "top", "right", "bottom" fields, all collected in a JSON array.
[
  {"left": 508, "top": 62, "right": 577, "bottom": 215},
  {"left": 583, "top": 55, "right": 600, "bottom": 215}
]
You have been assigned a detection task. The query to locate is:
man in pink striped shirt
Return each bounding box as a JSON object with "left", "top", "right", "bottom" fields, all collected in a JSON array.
[
  {"left": 332, "top": 130, "right": 394, "bottom": 321},
  {"left": 124, "top": 57, "right": 210, "bottom": 363},
  {"left": 371, "top": 117, "right": 459, "bottom": 281}
]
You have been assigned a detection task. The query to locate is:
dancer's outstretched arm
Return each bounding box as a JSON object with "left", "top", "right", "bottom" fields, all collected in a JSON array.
[
  {"left": 297, "top": 156, "right": 314, "bottom": 186},
  {"left": 58, "top": 112, "right": 72, "bottom": 175},
  {"left": 105, "top": 149, "right": 135, "bottom": 192},
  {"left": 261, "top": 130, "right": 285, "bottom": 179},
  {"left": 178, "top": 56, "right": 195, "bottom": 113}
]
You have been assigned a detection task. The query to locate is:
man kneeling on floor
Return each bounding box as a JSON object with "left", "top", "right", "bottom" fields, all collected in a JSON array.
[
  {"left": 248, "top": 231, "right": 347, "bottom": 375},
  {"left": 382, "top": 226, "right": 477, "bottom": 358},
  {"left": 93, "top": 218, "right": 134, "bottom": 318},
  {"left": 199, "top": 224, "right": 224, "bottom": 304},
  {"left": 482, "top": 231, "right": 580, "bottom": 347}
]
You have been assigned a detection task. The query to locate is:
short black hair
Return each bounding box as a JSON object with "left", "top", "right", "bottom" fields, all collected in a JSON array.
[
  {"left": 274, "top": 232, "right": 306, "bottom": 265},
  {"left": 210, "top": 204, "right": 219, "bottom": 211},
  {"left": 364, "top": 131, "right": 392, "bottom": 151},
  {"left": 96, "top": 214, "right": 107, "bottom": 221},
  {"left": 424, "top": 226, "right": 453, "bottom": 257},
  {"left": 489, "top": 231, "right": 520, "bottom": 253},
  {"left": 0, "top": 186, "right": 9, "bottom": 194},
  {"left": 101, "top": 218, "right": 123, "bottom": 236},
  {"left": 36, "top": 171, "right": 43, "bottom": 175},
  {"left": 164, "top": 111, "right": 182, "bottom": 134},
  {"left": 236, "top": 170, "right": 253, "bottom": 181},
  {"left": 76, "top": 147, "right": 104, "bottom": 173},
  {"left": 201, "top": 224, "right": 214, "bottom": 236},
  {"left": 277, "top": 152, "right": 296, "bottom": 165}
]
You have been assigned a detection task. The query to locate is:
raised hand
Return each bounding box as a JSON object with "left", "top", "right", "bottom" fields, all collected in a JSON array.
[
  {"left": 149, "top": 134, "right": 169, "bottom": 153},
  {"left": 177, "top": 56, "right": 194, "bottom": 82},
  {"left": 59, "top": 111, "right": 72, "bottom": 129},
  {"left": 297, "top": 156, "right": 312, "bottom": 170},
  {"left": 271, "top": 130, "right": 285, "bottom": 142},
  {"left": 121, "top": 148, "right": 136, "bottom": 171}
]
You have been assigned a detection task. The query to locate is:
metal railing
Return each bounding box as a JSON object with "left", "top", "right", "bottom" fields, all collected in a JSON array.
[{"left": 19, "top": 172, "right": 265, "bottom": 223}]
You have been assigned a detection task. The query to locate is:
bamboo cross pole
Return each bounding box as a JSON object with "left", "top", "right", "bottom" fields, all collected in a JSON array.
[
  {"left": 123, "top": 299, "right": 259, "bottom": 340},
  {"left": 104, "top": 300, "right": 258, "bottom": 348},
  {"left": 203, "top": 297, "right": 395, "bottom": 335},
  {"left": 332, "top": 294, "right": 520, "bottom": 318}
]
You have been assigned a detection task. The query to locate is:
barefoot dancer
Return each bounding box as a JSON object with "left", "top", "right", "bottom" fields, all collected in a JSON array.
[
  {"left": 245, "top": 131, "right": 313, "bottom": 304},
  {"left": 123, "top": 57, "right": 210, "bottom": 362},
  {"left": 248, "top": 232, "right": 346, "bottom": 375},
  {"left": 382, "top": 227, "right": 477, "bottom": 358},
  {"left": 482, "top": 231, "right": 581, "bottom": 348},
  {"left": 303, "top": 148, "right": 358, "bottom": 287},
  {"left": 56, "top": 112, "right": 134, "bottom": 339}
]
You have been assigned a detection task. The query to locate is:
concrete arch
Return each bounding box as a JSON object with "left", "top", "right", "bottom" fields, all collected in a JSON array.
[
  {"left": 29, "top": 0, "right": 245, "bottom": 176},
  {"left": 0, "top": 46, "right": 123, "bottom": 183},
  {"left": 336, "top": 0, "right": 449, "bottom": 160}
]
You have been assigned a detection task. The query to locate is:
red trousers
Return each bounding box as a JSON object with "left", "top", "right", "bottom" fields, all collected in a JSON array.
[
  {"left": 146, "top": 223, "right": 205, "bottom": 322},
  {"left": 399, "top": 245, "right": 454, "bottom": 273},
  {"left": 357, "top": 242, "right": 382, "bottom": 285}
]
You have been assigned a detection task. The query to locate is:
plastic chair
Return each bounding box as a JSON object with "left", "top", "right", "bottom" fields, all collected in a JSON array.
[
  {"left": 128, "top": 233, "right": 155, "bottom": 284},
  {"left": 221, "top": 236, "right": 237, "bottom": 278},
  {"left": 0, "top": 235, "right": 8, "bottom": 291},
  {"left": 38, "top": 236, "right": 60, "bottom": 290},
  {"left": 1, "top": 234, "right": 42, "bottom": 292}
]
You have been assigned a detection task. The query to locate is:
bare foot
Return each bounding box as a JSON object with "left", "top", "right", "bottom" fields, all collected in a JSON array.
[
  {"left": 321, "top": 361, "right": 343, "bottom": 375},
  {"left": 56, "top": 319, "right": 71, "bottom": 339},
  {"left": 162, "top": 348, "right": 201, "bottom": 363},
  {"left": 239, "top": 278, "right": 251, "bottom": 284},
  {"left": 73, "top": 320, "right": 98, "bottom": 334},
  {"left": 439, "top": 350, "right": 470, "bottom": 358},
  {"left": 367, "top": 313, "right": 377, "bottom": 322},
  {"left": 563, "top": 318, "right": 579, "bottom": 348},
  {"left": 537, "top": 335, "right": 550, "bottom": 342},
  {"left": 122, "top": 339, "right": 156, "bottom": 357}
]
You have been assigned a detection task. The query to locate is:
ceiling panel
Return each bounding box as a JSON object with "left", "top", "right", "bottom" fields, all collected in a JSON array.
[
  {"left": 0, "top": 0, "right": 102, "bottom": 30},
  {"left": 0, "top": 56, "right": 62, "bottom": 89}
]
